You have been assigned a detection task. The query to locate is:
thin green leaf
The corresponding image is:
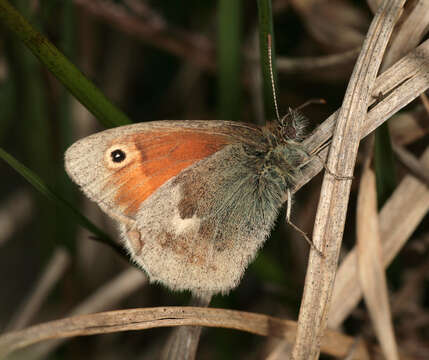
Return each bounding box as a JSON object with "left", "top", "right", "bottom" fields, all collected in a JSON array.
[
  {"left": 0, "top": 147, "right": 128, "bottom": 260},
  {"left": 0, "top": 0, "right": 131, "bottom": 128},
  {"left": 218, "top": 0, "right": 242, "bottom": 121},
  {"left": 375, "top": 122, "right": 396, "bottom": 208}
]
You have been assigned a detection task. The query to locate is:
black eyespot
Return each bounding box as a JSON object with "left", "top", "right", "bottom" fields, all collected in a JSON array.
[{"left": 111, "top": 149, "right": 126, "bottom": 163}]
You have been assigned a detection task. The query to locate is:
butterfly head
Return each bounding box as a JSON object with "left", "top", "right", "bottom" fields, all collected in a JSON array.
[{"left": 276, "top": 108, "right": 307, "bottom": 143}]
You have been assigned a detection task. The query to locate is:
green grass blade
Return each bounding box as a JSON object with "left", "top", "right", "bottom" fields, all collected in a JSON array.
[
  {"left": 218, "top": 0, "right": 242, "bottom": 121},
  {"left": 0, "top": 0, "right": 131, "bottom": 128},
  {"left": 374, "top": 122, "right": 396, "bottom": 208},
  {"left": 0, "top": 147, "right": 128, "bottom": 259}
]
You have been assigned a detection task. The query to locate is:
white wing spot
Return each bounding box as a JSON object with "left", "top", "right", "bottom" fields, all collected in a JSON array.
[{"left": 171, "top": 212, "right": 201, "bottom": 235}]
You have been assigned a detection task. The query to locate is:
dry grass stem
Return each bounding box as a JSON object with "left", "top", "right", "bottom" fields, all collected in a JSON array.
[
  {"left": 329, "top": 147, "right": 429, "bottom": 328},
  {"left": 357, "top": 164, "right": 399, "bottom": 360},
  {"left": 0, "top": 307, "right": 370, "bottom": 359},
  {"left": 5, "top": 248, "right": 70, "bottom": 332},
  {"left": 292, "top": 2, "right": 405, "bottom": 359}
]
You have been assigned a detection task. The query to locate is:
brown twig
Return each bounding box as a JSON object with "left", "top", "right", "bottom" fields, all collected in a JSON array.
[{"left": 0, "top": 307, "right": 369, "bottom": 359}]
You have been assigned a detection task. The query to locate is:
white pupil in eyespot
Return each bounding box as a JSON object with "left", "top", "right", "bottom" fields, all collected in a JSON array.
[{"left": 111, "top": 149, "right": 126, "bottom": 163}]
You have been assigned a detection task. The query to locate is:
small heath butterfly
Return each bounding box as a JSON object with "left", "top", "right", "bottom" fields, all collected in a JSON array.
[{"left": 65, "top": 113, "right": 308, "bottom": 296}]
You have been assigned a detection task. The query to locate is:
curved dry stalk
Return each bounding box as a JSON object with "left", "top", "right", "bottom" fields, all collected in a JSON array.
[
  {"left": 0, "top": 307, "right": 369, "bottom": 359},
  {"left": 292, "top": 1, "right": 406, "bottom": 359}
]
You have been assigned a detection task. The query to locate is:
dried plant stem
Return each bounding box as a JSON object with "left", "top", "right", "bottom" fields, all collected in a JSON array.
[
  {"left": 292, "top": 2, "right": 405, "bottom": 359},
  {"left": 0, "top": 307, "right": 370, "bottom": 359}
]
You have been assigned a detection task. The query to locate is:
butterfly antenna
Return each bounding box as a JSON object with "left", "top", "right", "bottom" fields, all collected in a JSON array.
[
  {"left": 267, "top": 34, "right": 281, "bottom": 122},
  {"left": 295, "top": 98, "right": 326, "bottom": 112}
]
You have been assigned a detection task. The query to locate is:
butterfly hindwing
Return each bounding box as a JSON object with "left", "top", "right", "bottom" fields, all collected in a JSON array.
[{"left": 128, "top": 135, "right": 283, "bottom": 295}]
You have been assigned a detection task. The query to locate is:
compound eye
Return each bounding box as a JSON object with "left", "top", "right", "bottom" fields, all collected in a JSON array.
[{"left": 111, "top": 149, "right": 126, "bottom": 163}]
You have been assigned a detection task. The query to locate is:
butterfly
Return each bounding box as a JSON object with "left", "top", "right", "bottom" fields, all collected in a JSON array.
[{"left": 65, "top": 110, "right": 308, "bottom": 297}]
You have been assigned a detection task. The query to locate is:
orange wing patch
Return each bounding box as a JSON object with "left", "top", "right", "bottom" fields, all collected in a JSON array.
[{"left": 107, "top": 131, "right": 231, "bottom": 217}]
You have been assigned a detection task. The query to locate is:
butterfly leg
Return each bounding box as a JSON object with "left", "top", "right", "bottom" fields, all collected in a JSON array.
[
  {"left": 315, "top": 153, "right": 354, "bottom": 181},
  {"left": 285, "top": 189, "right": 323, "bottom": 257},
  {"left": 301, "top": 144, "right": 354, "bottom": 181}
]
